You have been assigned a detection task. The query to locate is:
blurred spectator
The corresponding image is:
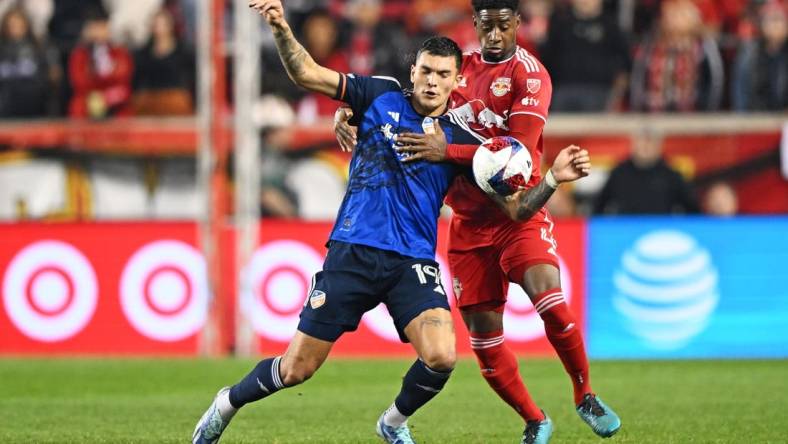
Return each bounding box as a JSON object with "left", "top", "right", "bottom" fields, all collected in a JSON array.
[
  {"left": 343, "top": 0, "right": 412, "bottom": 81},
  {"left": 703, "top": 181, "right": 738, "bottom": 216},
  {"left": 731, "top": 1, "right": 788, "bottom": 111},
  {"left": 49, "top": 0, "right": 103, "bottom": 52},
  {"left": 517, "top": 0, "right": 552, "bottom": 55},
  {"left": 593, "top": 131, "right": 700, "bottom": 214},
  {"left": 294, "top": 9, "right": 349, "bottom": 125},
  {"left": 0, "top": 7, "right": 59, "bottom": 117},
  {"left": 546, "top": 185, "right": 577, "bottom": 218},
  {"left": 104, "top": 0, "right": 164, "bottom": 47},
  {"left": 0, "top": 0, "right": 52, "bottom": 40},
  {"left": 629, "top": 0, "right": 724, "bottom": 112},
  {"left": 406, "top": 0, "right": 476, "bottom": 50},
  {"left": 132, "top": 8, "right": 194, "bottom": 116},
  {"left": 541, "top": 0, "right": 631, "bottom": 112},
  {"left": 68, "top": 7, "right": 133, "bottom": 119}
]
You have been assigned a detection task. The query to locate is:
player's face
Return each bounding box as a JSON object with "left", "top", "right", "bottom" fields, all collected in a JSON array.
[
  {"left": 473, "top": 8, "right": 520, "bottom": 62},
  {"left": 410, "top": 52, "right": 459, "bottom": 117}
]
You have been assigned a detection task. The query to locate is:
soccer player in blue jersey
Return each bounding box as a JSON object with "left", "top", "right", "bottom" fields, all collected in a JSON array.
[{"left": 192, "top": 2, "right": 487, "bottom": 443}]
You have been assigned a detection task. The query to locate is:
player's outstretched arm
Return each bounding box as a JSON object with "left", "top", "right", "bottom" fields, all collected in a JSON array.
[
  {"left": 249, "top": 0, "right": 340, "bottom": 96},
  {"left": 496, "top": 145, "right": 590, "bottom": 221}
]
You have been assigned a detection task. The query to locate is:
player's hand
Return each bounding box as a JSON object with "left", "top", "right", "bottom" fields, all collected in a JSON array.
[
  {"left": 550, "top": 145, "right": 590, "bottom": 183},
  {"left": 395, "top": 120, "right": 447, "bottom": 163},
  {"left": 249, "top": 0, "right": 285, "bottom": 27},
  {"left": 334, "top": 106, "right": 357, "bottom": 152}
]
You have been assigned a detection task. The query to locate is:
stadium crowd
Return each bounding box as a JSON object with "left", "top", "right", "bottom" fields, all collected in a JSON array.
[
  {"left": 0, "top": 0, "right": 783, "bottom": 220},
  {"left": 0, "top": 0, "right": 785, "bottom": 119}
]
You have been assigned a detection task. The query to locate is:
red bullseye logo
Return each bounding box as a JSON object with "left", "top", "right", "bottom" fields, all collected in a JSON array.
[
  {"left": 502, "top": 256, "right": 572, "bottom": 341},
  {"left": 2, "top": 240, "right": 98, "bottom": 342},
  {"left": 120, "top": 240, "right": 208, "bottom": 342},
  {"left": 241, "top": 240, "right": 323, "bottom": 342}
]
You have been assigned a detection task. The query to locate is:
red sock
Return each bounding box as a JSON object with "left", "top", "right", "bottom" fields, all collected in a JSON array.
[
  {"left": 470, "top": 331, "right": 544, "bottom": 422},
  {"left": 533, "top": 288, "right": 591, "bottom": 405}
]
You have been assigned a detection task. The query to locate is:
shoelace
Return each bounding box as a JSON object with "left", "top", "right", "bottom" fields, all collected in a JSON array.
[
  {"left": 522, "top": 420, "right": 542, "bottom": 444},
  {"left": 392, "top": 425, "right": 413, "bottom": 440},
  {"left": 579, "top": 395, "right": 606, "bottom": 417}
]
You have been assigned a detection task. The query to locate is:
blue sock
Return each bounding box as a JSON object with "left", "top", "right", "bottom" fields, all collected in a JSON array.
[
  {"left": 394, "top": 359, "right": 453, "bottom": 416},
  {"left": 228, "top": 356, "right": 286, "bottom": 408}
]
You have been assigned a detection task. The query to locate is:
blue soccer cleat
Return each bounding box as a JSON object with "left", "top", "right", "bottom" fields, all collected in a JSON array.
[
  {"left": 192, "top": 387, "right": 233, "bottom": 444},
  {"left": 521, "top": 413, "right": 553, "bottom": 444},
  {"left": 576, "top": 394, "right": 621, "bottom": 438},
  {"left": 376, "top": 412, "right": 417, "bottom": 444}
]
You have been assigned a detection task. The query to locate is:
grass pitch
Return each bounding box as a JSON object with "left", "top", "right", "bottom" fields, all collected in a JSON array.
[{"left": 0, "top": 358, "right": 786, "bottom": 443}]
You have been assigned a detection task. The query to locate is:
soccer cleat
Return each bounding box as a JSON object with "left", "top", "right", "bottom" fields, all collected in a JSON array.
[
  {"left": 192, "top": 387, "right": 233, "bottom": 444},
  {"left": 376, "top": 413, "right": 417, "bottom": 444},
  {"left": 576, "top": 394, "right": 621, "bottom": 438},
  {"left": 521, "top": 413, "right": 553, "bottom": 444}
]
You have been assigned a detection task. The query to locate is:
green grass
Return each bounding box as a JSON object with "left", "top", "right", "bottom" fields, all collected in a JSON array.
[{"left": 0, "top": 358, "right": 786, "bottom": 443}]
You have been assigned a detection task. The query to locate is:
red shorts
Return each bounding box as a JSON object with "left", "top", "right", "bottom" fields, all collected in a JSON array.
[{"left": 447, "top": 209, "right": 559, "bottom": 311}]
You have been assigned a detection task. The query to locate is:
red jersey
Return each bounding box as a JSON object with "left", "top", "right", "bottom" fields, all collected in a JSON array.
[{"left": 445, "top": 47, "right": 552, "bottom": 224}]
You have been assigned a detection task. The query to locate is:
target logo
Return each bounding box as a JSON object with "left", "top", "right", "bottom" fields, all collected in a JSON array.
[
  {"left": 2, "top": 240, "right": 98, "bottom": 342},
  {"left": 242, "top": 240, "right": 323, "bottom": 342},
  {"left": 503, "top": 256, "right": 572, "bottom": 342},
  {"left": 120, "top": 240, "right": 208, "bottom": 342},
  {"left": 361, "top": 255, "right": 454, "bottom": 342}
]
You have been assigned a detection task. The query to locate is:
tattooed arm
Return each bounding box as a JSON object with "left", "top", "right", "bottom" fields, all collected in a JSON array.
[
  {"left": 494, "top": 145, "right": 591, "bottom": 221},
  {"left": 249, "top": 0, "right": 340, "bottom": 96}
]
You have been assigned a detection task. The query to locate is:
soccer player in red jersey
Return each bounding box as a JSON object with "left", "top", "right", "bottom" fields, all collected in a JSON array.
[{"left": 336, "top": 1, "right": 621, "bottom": 442}]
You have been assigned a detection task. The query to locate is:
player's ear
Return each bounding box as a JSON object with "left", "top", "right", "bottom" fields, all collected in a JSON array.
[
  {"left": 410, "top": 65, "right": 415, "bottom": 83},
  {"left": 451, "top": 73, "right": 460, "bottom": 90}
]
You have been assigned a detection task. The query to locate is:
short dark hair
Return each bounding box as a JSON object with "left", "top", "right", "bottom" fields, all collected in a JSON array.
[
  {"left": 471, "top": 0, "right": 519, "bottom": 12},
  {"left": 83, "top": 6, "right": 109, "bottom": 22},
  {"left": 416, "top": 36, "right": 462, "bottom": 71}
]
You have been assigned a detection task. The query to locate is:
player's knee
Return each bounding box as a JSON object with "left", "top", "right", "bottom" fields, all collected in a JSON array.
[
  {"left": 279, "top": 357, "right": 319, "bottom": 386},
  {"left": 539, "top": 302, "right": 576, "bottom": 333},
  {"left": 421, "top": 348, "right": 457, "bottom": 372}
]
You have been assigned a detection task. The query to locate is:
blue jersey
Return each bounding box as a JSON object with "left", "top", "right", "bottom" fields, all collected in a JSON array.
[{"left": 328, "top": 74, "right": 484, "bottom": 260}]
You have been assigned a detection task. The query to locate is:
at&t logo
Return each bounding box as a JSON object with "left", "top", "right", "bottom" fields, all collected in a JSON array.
[{"left": 613, "top": 230, "right": 718, "bottom": 349}]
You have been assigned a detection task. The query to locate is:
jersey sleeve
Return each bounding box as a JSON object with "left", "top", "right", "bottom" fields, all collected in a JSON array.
[
  {"left": 441, "top": 112, "right": 487, "bottom": 165},
  {"left": 334, "top": 74, "right": 402, "bottom": 124},
  {"left": 509, "top": 59, "right": 552, "bottom": 124}
]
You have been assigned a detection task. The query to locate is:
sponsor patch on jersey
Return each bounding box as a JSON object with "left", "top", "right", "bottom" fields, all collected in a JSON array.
[
  {"left": 490, "top": 77, "right": 512, "bottom": 97},
  {"left": 527, "top": 78, "right": 541, "bottom": 94},
  {"left": 521, "top": 96, "right": 540, "bottom": 107},
  {"left": 309, "top": 290, "right": 326, "bottom": 309}
]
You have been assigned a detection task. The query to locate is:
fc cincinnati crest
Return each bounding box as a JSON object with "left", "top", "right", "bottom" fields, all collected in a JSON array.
[
  {"left": 309, "top": 290, "right": 326, "bottom": 309},
  {"left": 490, "top": 77, "right": 512, "bottom": 97},
  {"left": 527, "top": 78, "right": 541, "bottom": 94}
]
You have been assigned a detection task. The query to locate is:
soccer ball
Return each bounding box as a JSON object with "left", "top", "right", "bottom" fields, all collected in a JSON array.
[{"left": 472, "top": 136, "right": 533, "bottom": 197}]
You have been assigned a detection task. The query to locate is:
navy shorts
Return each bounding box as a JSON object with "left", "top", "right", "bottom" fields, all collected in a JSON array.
[{"left": 297, "top": 241, "right": 451, "bottom": 343}]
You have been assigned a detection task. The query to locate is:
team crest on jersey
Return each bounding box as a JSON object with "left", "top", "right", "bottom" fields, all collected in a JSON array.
[
  {"left": 490, "top": 77, "right": 512, "bottom": 97},
  {"left": 309, "top": 290, "right": 326, "bottom": 309},
  {"left": 458, "top": 76, "right": 467, "bottom": 88},
  {"left": 527, "top": 79, "right": 541, "bottom": 94}
]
